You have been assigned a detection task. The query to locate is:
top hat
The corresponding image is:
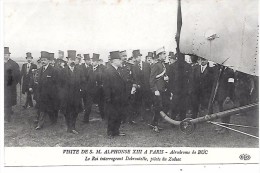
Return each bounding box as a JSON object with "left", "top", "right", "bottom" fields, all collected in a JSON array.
[
  {"left": 67, "top": 50, "right": 77, "bottom": 60},
  {"left": 153, "top": 51, "right": 158, "bottom": 59},
  {"left": 109, "top": 51, "right": 121, "bottom": 60},
  {"left": 168, "top": 52, "right": 177, "bottom": 60},
  {"left": 146, "top": 52, "right": 153, "bottom": 58},
  {"left": 83, "top": 54, "right": 90, "bottom": 60},
  {"left": 58, "top": 50, "right": 64, "bottom": 59},
  {"left": 92, "top": 53, "right": 100, "bottom": 61},
  {"left": 156, "top": 47, "right": 166, "bottom": 56},
  {"left": 49, "top": 53, "right": 55, "bottom": 60},
  {"left": 120, "top": 50, "right": 127, "bottom": 58},
  {"left": 132, "top": 50, "right": 142, "bottom": 58},
  {"left": 4, "top": 47, "right": 11, "bottom": 54},
  {"left": 40, "top": 51, "right": 50, "bottom": 60},
  {"left": 26, "top": 52, "right": 33, "bottom": 59}
]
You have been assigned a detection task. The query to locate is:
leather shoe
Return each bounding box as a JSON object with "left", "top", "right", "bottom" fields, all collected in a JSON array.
[
  {"left": 35, "top": 126, "right": 41, "bottom": 130},
  {"left": 71, "top": 129, "right": 79, "bottom": 134},
  {"left": 118, "top": 133, "right": 126, "bottom": 136}
]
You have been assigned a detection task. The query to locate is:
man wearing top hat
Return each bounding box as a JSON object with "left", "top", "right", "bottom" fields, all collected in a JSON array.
[
  {"left": 20, "top": 52, "right": 37, "bottom": 109},
  {"left": 131, "top": 50, "right": 152, "bottom": 122},
  {"left": 60, "top": 50, "right": 84, "bottom": 134},
  {"left": 149, "top": 47, "right": 169, "bottom": 132},
  {"left": 103, "top": 51, "right": 127, "bottom": 137},
  {"left": 168, "top": 53, "right": 192, "bottom": 121},
  {"left": 145, "top": 52, "right": 154, "bottom": 65},
  {"left": 35, "top": 51, "right": 58, "bottom": 130},
  {"left": 4, "top": 47, "right": 21, "bottom": 122},
  {"left": 81, "top": 53, "right": 94, "bottom": 123}
]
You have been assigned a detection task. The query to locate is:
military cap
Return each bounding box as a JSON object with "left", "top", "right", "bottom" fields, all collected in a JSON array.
[
  {"left": 120, "top": 50, "right": 127, "bottom": 58},
  {"left": 156, "top": 46, "right": 166, "bottom": 56}
]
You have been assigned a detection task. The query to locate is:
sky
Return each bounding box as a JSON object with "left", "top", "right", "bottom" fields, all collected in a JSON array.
[{"left": 4, "top": 0, "right": 178, "bottom": 62}]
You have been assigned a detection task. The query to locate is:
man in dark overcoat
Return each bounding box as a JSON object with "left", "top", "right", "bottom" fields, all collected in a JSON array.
[
  {"left": 103, "top": 51, "right": 127, "bottom": 137},
  {"left": 190, "top": 57, "right": 214, "bottom": 118},
  {"left": 60, "top": 50, "right": 84, "bottom": 134},
  {"left": 132, "top": 50, "right": 152, "bottom": 120},
  {"left": 4, "top": 47, "right": 21, "bottom": 122},
  {"left": 35, "top": 51, "right": 58, "bottom": 130},
  {"left": 20, "top": 52, "right": 37, "bottom": 109},
  {"left": 168, "top": 53, "right": 192, "bottom": 121}
]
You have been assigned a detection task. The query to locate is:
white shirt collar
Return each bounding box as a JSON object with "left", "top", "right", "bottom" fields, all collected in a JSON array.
[
  {"left": 69, "top": 65, "right": 74, "bottom": 71},
  {"left": 111, "top": 64, "right": 118, "bottom": 70}
]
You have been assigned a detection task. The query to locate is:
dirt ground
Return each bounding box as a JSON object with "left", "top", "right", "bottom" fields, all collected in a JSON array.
[{"left": 4, "top": 88, "right": 259, "bottom": 147}]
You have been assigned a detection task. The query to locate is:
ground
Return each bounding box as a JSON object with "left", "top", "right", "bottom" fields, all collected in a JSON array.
[{"left": 4, "top": 88, "right": 259, "bottom": 147}]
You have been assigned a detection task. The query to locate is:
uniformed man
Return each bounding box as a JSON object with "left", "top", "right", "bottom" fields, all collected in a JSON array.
[
  {"left": 20, "top": 52, "right": 37, "bottom": 109},
  {"left": 149, "top": 47, "right": 169, "bottom": 132},
  {"left": 35, "top": 51, "right": 58, "bottom": 130},
  {"left": 103, "top": 51, "right": 127, "bottom": 137},
  {"left": 4, "top": 47, "right": 21, "bottom": 122},
  {"left": 60, "top": 50, "right": 84, "bottom": 134}
]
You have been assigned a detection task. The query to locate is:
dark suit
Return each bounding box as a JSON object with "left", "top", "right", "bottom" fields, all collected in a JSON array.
[
  {"left": 103, "top": 64, "right": 127, "bottom": 136},
  {"left": 37, "top": 65, "right": 58, "bottom": 128},
  {"left": 118, "top": 62, "right": 134, "bottom": 123},
  {"left": 132, "top": 61, "right": 152, "bottom": 117},
  {"left": 81, "top": 64, "right": 105, "bottom": 122},
  {"left": 149, "top": 61, "right": 169, "bottom": 126},
  {"left": 60, "top": 65, "right": 84, "bottom": 131},
  {"left": 168, "top": 60, "right": 192, "bottom": 120},
  {"left": 4, "top": 59, "right": 20, "bottom": 121},
  {"left": 190, "top": 63, "right": 214, "bottom": 118},
  {"left": 21, "top": 63, "right": 37, "bottom": 107}
]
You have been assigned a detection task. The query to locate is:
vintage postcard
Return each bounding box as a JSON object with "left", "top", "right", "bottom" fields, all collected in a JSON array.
[{"left": 1, "top": 0, "right": 259, "bottom": 172}]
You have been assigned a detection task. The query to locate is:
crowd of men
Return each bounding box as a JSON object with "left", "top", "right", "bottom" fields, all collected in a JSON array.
[{"left": 4, "top": 46, "right": 258, "bottom": 137}]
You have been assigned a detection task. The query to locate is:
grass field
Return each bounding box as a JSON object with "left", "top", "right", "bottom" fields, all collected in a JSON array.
[{"left": 4, "top": 87, "right": 259, "bottom": 147}]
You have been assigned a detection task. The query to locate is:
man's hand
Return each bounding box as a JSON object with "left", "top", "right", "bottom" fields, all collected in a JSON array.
[
  {"left": 155, "top": 90, "right": 160, "bottom": 96},
  {"left": 29, "top": 88, "right": 33, "bottom": 92}
]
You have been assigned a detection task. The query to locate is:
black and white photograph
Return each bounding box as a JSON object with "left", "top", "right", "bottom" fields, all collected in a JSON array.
[{"left": 1, "top": 0, "right": 259, "bottom": 170}]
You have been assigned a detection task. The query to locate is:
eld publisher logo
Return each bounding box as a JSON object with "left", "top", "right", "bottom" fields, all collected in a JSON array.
[{"left": 239, "top": 154, "right": 251, "bottom": 161}]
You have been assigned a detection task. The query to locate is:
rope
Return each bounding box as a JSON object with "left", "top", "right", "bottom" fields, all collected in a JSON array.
[
  {"left": 208, "top": 121, "right": 259, "bottom": 139},
  {"left": 209, "top": 121, "right": 258, "bottom": 129}
]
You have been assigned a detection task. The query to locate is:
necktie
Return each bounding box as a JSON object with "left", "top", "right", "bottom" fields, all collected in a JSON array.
[
  {"left": 27, "top": 64, "right": 30, "bottom": 74},
  {"left": 138, "top": 63, "right": 142, "bottom": 70}
]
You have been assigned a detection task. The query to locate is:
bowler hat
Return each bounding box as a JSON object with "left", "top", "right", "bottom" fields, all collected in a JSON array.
[
  {"left": 110, "top": 51, "right": 121, "bottom": 60},
  {"left": 26, "top": 52, "right": 33, "bottom": 59},
  {"left": 67, "top": 50, "right": 77, "bottom": 60},
  {"left": 84, "top": 54, "right": 90, "bottom": 60},
  {"left": 92, "top": 53, "right": 100, "bottom": 61},
  {"left": 4, "top": 47, "right": 11, "bottom": 54},
  {"left": 132, "top": 50, "right": 142, "bottom": 58}
]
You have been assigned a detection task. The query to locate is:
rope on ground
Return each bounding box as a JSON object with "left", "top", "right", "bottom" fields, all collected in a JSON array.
[
  {"left": 208, "top": 121, "right": 259, "bottom": 139},
  {"left": 209, "top": 121, "right": 259, "bottom": 129}
]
